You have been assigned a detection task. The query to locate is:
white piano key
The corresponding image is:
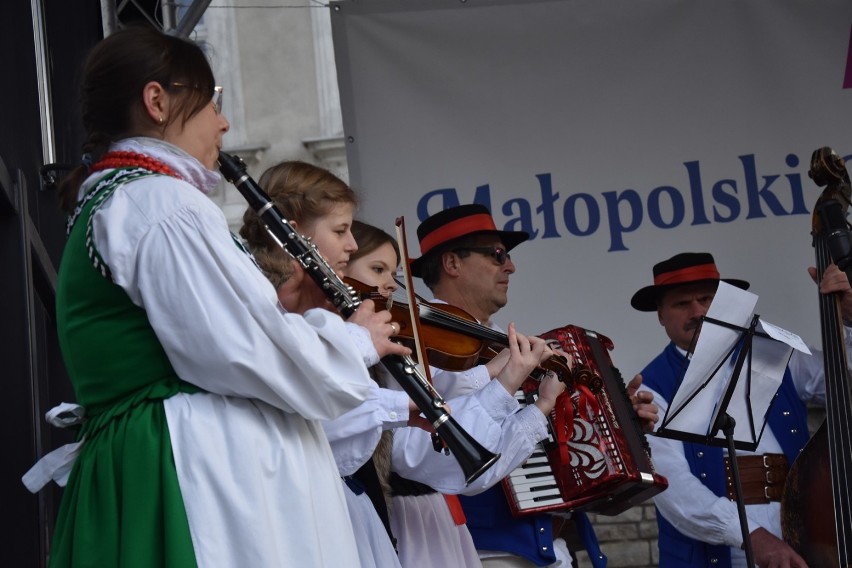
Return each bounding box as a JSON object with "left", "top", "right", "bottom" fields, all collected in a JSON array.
[
  {"left": 514, "top": 494, "right": 566, "bottom": 510},
  {"left": 510, "top": 464, "right": 554, "bottom": 477},
  {"left": 508, "top": 478, "right": 555, "bottom": 489},
  {"left": 514, "top": 486, "right": 562, "bottom": 499}
]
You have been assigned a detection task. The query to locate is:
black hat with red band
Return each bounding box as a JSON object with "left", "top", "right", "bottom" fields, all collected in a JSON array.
[
  {"left": 409, "top": 204, "right": 529, "bottom": 277},
  {"left": 630, "top": 252, "right": 750, "bottom": 312}
]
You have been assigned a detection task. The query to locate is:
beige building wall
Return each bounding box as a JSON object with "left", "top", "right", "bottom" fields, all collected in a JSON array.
[{"left": 199, "top": 2, "right": 348, "bottom": 230}]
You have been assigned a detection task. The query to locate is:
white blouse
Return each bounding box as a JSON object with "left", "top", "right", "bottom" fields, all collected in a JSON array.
[{"left": 93, "top": 137, "right": 374, "bottom": 567}]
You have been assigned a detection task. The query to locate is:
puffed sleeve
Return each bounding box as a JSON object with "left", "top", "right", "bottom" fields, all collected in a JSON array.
[
  {"left": 391, "top": 380, "right": 548, "bottom": 494},
  {"left": 345, "top": 322, "right": 381, "bottom": 368},
  {"left": 94, "top": 178, "right": 372, "bottom": 420},
  {"left": 784, "top": 326, "right": 852, "bottom": 407},
  {"left": 431, "top": 364, "right": 492, "bottom": 398},
  {"left": 323, "top": 382, "right": 410, "bottom": 475}
]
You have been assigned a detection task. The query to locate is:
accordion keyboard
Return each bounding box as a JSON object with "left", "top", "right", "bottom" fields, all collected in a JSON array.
[{"left": 503, "top": 389, "right": 568, "bottom": 513}]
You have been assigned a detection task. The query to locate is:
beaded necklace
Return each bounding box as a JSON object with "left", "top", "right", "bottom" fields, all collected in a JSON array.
[
  {"left": 69, "top": 152, "right": 252, "bottom": 283},
  {"left": 90, "top": 151, "right": 182, "bottom": 180},
  {"left": 67, "top": 151, "right": 182, "bottom": 281}
]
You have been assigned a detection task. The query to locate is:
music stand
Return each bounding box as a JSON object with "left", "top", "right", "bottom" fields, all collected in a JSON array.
[{"left": 655, "top": 282, "right": 800, "bottom": 568}]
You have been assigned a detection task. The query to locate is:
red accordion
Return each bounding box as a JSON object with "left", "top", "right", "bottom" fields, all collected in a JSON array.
[{"left": 502, "top": 325, "right": 668, "bottom": 516}]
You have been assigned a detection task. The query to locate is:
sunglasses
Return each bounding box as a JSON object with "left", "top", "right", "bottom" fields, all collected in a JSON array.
[
  {"left": 170, "top": 82, "right": 224, "bottom": 114},
  {"left": 452, "top": 246, "right": 511, "bottom": 265}
]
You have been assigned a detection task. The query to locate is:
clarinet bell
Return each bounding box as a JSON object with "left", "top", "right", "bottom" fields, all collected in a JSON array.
[{"left": 435, "top": 415, "right": 501, "bottom": 486}]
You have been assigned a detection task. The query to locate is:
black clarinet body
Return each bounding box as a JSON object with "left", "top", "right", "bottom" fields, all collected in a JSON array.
[{"left": 218, "top": 151, "right": 499, "bottom": 485}]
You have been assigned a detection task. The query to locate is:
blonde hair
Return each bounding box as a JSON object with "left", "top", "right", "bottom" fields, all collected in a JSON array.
[{"left": 239, "top": 161, "right": 358, "bottom": 287}]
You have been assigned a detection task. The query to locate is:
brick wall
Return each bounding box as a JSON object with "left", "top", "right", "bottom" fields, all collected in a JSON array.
[{"left": 573, "top": 504, "right": 659, "bottom": 568}]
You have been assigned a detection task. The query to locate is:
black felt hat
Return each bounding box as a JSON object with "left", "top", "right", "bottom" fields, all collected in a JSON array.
[
  {"left": 409, "top": 204, "right": 529, "bottom": 277},
  {"left": 630, "top": 252, "right": 750, "bottom": 311}
]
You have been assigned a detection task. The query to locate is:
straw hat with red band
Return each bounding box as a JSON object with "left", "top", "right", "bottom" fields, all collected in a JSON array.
[
  {"left": 409, "top": 204, "right": 529, "bottom": 277},
  {"left": 630, "top": 252, "right": 750, "bottom": 312}
]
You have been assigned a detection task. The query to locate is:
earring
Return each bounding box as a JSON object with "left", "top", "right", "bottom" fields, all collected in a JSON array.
[{"left": 158, "top": 116, "right": 164, "bottom": 124}]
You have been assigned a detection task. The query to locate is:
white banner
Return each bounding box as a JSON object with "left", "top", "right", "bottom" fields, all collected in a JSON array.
[{"left": 331, "top": 0, "right": 852, "bottom": 376}]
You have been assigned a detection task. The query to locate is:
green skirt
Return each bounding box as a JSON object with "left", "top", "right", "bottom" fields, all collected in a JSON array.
[{"left": 49, "top": 384, "right": 197, "bottom": 568}]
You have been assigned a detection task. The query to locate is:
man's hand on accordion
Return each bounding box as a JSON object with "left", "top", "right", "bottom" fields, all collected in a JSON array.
[
  {"left": 533, "top": 370, "right": 566, "bottom": 416},
  {"left": 627, "top": 373, "right": 659, "bottom": 432},
  {"left": 494, "top": 323, "right": 556, "bottom": 393}
]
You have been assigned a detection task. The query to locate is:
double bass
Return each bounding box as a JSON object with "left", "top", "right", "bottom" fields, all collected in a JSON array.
[{"left": 781, "top": 147, "right": 852, "bottom": 567}]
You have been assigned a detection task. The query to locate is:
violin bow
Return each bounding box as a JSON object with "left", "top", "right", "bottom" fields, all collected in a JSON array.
[
  {"left": 394, "top": 217, "right": 431, "bottom": 379},
  {"left": 395, "top": 216, "right": 447, "bottom": 452}
]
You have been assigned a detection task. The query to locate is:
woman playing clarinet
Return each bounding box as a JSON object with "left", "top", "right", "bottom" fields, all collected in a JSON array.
[{"left": 37, "top": 25, "right": 392, "bottom": 568}]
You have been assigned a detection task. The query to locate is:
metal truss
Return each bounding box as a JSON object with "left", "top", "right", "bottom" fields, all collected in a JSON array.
[{"left": 100, "top": 0, "right": 212, "bottom": 38}]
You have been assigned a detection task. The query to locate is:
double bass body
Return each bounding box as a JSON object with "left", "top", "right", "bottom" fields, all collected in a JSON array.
[{"left": 782, "top": 422, "right": 842, "bottom": 566}]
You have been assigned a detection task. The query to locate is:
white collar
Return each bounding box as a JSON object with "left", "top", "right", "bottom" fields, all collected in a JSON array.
[{"left": 110, "top": 137, "right": 221, "bottom": 194}]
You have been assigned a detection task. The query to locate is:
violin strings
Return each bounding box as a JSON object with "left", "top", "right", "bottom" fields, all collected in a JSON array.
[
  {"left": 391, "top": 283, "right": 508, "bottom": 342},
  {"left": 389, "top": 284, "right": 567, "bottom": 378}
]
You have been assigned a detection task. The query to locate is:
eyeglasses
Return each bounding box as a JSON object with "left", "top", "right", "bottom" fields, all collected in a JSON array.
[
  {"left": 212, "top": 86, "right": 223, "bottom": 114},
  {"left": 169, "top": 82, "right": 224, "bottom": 114},
  {"left": 452, "top": 246, "right": 511, "bottom": 265}
]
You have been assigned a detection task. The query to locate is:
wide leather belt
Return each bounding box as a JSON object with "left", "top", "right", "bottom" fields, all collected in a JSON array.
[{"left": 724, "top": 453, "right": 789, "bottom": 505}]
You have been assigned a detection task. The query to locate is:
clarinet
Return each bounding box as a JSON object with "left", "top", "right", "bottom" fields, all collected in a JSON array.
[{"left": 218, "top": 151, "right": 499, "bottom": 485}]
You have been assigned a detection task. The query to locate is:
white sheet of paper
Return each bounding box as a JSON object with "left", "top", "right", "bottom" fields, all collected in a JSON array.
[
  {"left": 716, "top": 335, "right": 791, "bottom": 443},
  {"left": 662, "top": 282, "right": 791, "bottom": 444},
  {"left": 759, "top": 319, "right": 812, "bottom": 355},
  {"left": 664, "top": 282, "right": 757, "bottom": 435}
]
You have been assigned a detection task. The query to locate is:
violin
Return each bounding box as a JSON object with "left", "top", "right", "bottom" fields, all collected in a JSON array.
[{"left": 344, "top": 276, "right": 574, "bottom": 384}]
